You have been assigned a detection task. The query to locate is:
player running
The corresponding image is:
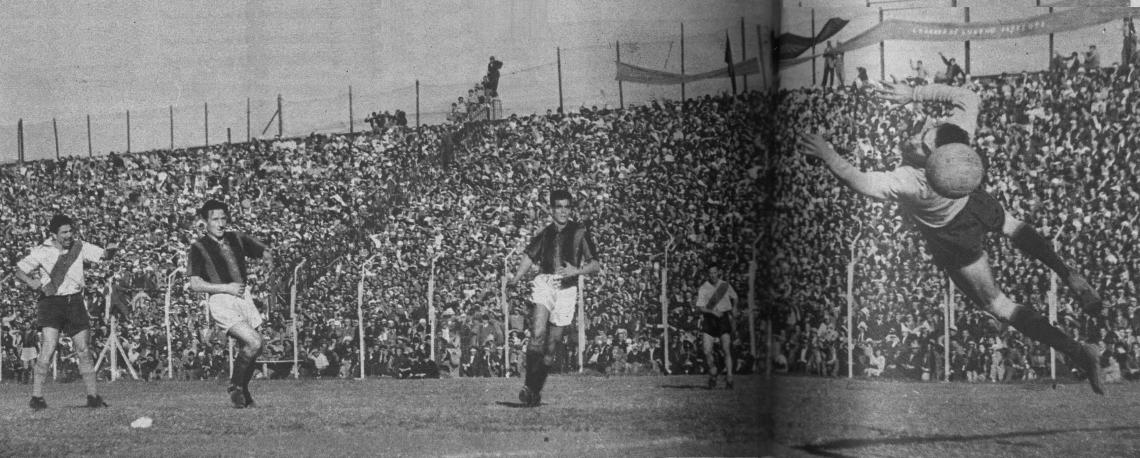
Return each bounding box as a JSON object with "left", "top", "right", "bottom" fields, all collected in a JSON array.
[
  {"left": 506, "top": 189, "right": 601, "bottom": 407},
  {"left": 797, "top": 83, "right": 1106, "bottom": 394},
  {"left": 186, "top": 200, "right": 274, "bottom": 408}
]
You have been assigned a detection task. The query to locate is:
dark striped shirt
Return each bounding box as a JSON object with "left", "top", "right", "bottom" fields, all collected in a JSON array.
[
  {"left": 524, "top": 221, "right": 599, "bottom": 277},
  {"left": 187, "top": 231, "right": 266, "bottom": 284}
]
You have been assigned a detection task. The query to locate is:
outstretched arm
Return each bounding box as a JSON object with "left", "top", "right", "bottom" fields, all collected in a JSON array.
[{"left": 797, "top": 133, "right": 892, "bottom": 200}]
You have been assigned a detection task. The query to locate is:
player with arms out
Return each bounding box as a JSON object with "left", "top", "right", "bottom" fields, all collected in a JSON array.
[
  {"left": 507, "top": 189, "right": 601, "bottom": 407},
  {"left": 15, "top": 214, "right": 117, "bottom": 410},
  {"left": 186, "top": 200, "right": 274, "bottom": 408},
  {"left": 797, "top": 83, "right": 1106, "bottom": 394},
  {"left": 695, "top": 263, "right": 739, "bottom": 389}
]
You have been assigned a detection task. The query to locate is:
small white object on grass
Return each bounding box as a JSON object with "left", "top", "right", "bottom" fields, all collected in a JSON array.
[{"left": 131, "top": 417, "right": 154, "bottom": 428}]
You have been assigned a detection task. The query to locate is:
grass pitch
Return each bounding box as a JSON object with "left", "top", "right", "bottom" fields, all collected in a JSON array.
[
  {"left": 1, "top": 374, "right": 760, "bottom": 456},
  {"left": 764, "top": 375, "right": 1140, "bottom": 457}
]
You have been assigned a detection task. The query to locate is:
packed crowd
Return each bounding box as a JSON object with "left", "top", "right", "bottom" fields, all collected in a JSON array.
[
  {"left": 767, "top": 59, "right": 1140, "bottom": 384},
  {"left": 1, "top": 89, "right": 764, "bottom": 383}
]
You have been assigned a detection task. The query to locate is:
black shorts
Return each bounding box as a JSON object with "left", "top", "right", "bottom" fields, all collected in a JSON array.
[
  {"left": 915, "top": 190, "right": 1005, "bottom": 270},
  {"left": 701, "top": 313, "right": 733, "bottom": 337},
  {"left": 37, "top": 293, "right": 91, "bottom": 336}
]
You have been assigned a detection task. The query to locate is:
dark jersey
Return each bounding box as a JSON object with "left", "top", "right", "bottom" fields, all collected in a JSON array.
[
  {"left": 524, "top": 220, "right": 599, "bottom": 282},
  {"left": 187, "top": 231, "right": 266, "bottom": 285}
]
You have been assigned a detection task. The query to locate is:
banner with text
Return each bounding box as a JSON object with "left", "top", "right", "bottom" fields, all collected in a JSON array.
[{"left": 781, "top": 7, "right": 1140, "bottom": 67}]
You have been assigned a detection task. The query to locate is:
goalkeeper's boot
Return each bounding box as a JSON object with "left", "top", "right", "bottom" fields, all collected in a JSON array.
[
  {"left": 29, "top": 396, "right": 47, "bottom": 411},
  {"left": 243, "top": 388, "right": 255, "bottom": 408},
  {"left": 1075, "top": 344, "right": 1106, "bottom": 396},
  {"left": 86, "top": 395, "right": 109, "bottom": 408}
]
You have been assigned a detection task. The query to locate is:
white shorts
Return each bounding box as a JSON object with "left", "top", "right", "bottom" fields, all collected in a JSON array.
[
  {"left": 207, "top": 292, "right": 263, "bottom": 332},
  {"left": 21, "top": 347, "right": 38, "bottom": 362},
  {"left": 531, "top": 274, "right": 578, "bottom": 327}
]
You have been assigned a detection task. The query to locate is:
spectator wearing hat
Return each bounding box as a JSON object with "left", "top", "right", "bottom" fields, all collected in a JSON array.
[{"left": 486, "top": 56, "right": 503, "bottom": 97}]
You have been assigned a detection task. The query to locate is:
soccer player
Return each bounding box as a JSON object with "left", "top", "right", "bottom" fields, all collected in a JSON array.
[
  {"left": 797, "top": 83, "right": 1106, "bottom": 394},
  {"left": 506, "top": 189, "right": 601, "bottom": 407},
  {"left": 15, "top": 214, "right": 116, "bottom": 410},
  {"left": 186, "top": 200, "right": 274, "bottom": 408},
  {"left": 694, "top": 263, "right": 739, "bottom": 389}
]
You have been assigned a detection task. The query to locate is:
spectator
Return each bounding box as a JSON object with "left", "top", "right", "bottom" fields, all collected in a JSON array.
[{"left": 487, "top": 56, "right": 503, "bottom": 97}]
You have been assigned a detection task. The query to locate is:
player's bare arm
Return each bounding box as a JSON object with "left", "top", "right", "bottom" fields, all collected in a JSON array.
[
  {"left": 506, "top": 256, "right": 534, "bottom": 286},
  {"left": 14, "top": 269, "right": 41, "bottom": 291},
  {"left": 797, "top": 132, "right": 891, "bottom": 200}
]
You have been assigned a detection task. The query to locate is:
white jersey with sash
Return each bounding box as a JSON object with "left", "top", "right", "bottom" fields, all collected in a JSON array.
[{"left": 17, "top": 240, "right": 106, "bottom": 296}]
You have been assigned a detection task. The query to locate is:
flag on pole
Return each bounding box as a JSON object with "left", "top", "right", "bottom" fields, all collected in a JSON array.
[{"left": 725, "top": 32, "right": 737, "bottom": 94}]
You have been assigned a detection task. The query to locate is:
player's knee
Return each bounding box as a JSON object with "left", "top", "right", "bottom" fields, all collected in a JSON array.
[{"left": 987, "top": 294, "right": 1018, "bottom": 321}]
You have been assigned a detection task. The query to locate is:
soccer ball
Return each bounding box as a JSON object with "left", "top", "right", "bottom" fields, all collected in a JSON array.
[{"left": 925, "top": 143, "right": 983, "bottom": 198}]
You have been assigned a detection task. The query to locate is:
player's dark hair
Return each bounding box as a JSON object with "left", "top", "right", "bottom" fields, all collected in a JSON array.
[
  {"left": 197, "top": 199, "right": 229, "bottom": 220},
  {"left": 934, "top": 124, "right": 970, "bottom": 147},
  {"left": 48, "top": 214, "right": 74, "bottom": 234},
  {"left": 549, "top": 189, "right": 573, "bottom": 206}
]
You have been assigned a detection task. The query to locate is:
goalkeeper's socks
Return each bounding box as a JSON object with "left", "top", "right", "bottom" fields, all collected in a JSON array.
[
  {"left": 1010, "top": 305, "right": 1082, "bottom": 358},
  {"left": 1011, "top": 225, "right": 1071, "bottom": 279}
]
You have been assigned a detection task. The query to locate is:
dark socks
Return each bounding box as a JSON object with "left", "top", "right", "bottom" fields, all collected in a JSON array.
[
  {"left": 533, "top": 358, "right": 550, "bottom": 393},
  {"left": 1011, "top": 225, "right": 1070, "bottom": 279},
  {"left": 231, "top": 353, "right": 253, "bottom": 388},
  {"left": 1009, "top": 306, "right": 1081, "bottom": 358},
  {"left": 524, "top": 350, "right": 544, "bottom": 391}
]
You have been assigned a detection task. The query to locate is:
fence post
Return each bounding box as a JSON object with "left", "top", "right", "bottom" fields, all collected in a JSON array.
[
  {"left": 349, "top": 85, "right": 354, "bottom": 135},
  {"left": 126, "top": 110, "right": 131, "bottom": 153},
  {"left": 741, "top": 17, "right": 748, "bottom": 92},
  {"left": 53, "top": 118, "right": 60, "bottom": 160},
  {"left": 277, "top": 94, "right": 283, "bottom": 138},
  {"left": 680, "top": 23, "right": 686, "bottom": 102},
  {"left": 415, "top": 80, "right": 420, "bottom": 128},
  {"left": 169, "top": 106, "right": 174, "bottom": 150},
  {"left": 557, "top": 47, "right": 564, "bottom": 114},
  {"left": 18, "top": 118, "right": 24, "bottom": 162},
  {"left": 616, "top": 42, "right": 624, "bottom": 109},
  {"left": 246, "top": 98, "right": 251, "bottom": 143},
  {"left": 87, "top": 115, "right": 92, "bottom": 157},
  {"left": 204, "top": 102, "right": 209, "bottom": 147}
]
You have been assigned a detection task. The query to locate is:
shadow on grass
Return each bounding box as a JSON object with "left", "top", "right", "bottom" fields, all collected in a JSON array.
[
  {"left": 495, "top": 401, "right": 542, "bottom": 408},
  {"left": 659, "top": 384, "right": 708, "bottom": 390},
  {"left": 795, "top": 425, "right": 1140, "bottom": 457}
]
